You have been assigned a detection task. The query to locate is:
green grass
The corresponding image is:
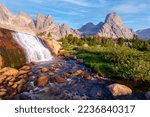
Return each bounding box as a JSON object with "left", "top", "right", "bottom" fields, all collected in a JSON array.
[{"left": 76, "top": 46, "right": 150, "bottom": 81}]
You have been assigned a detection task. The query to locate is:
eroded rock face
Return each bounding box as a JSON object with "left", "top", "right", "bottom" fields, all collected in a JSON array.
[
  {"left": 107, "top": 83, "right": 132, "bottom": 96},
  {"left": 39, "top": 36, "right": 62, "bottom": 55},
  {"left": 0, "top": 4, "right": 81, "bottom": 40},
  {"left": 0, "top": 66, "right": 28, "bottom": 99},
  {"left": 98, "top": 13, "right": 133, "bottom": 39},
  {"left": 0, "top": 4, "right": 35, "bottom": 35},
  {"left": 0, "top": 28, "right": 26, "bottom": 67}
]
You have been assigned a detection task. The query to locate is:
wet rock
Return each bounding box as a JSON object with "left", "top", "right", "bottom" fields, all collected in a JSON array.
[
  {"left": 85, "top": 74, "right": 92, "bottom": 80},
  {"left": 55, "top": 77, "right": 66, "bottom": 83},
  {"left": 20, "top": 65, "right": 30, "bottom": 70},
  {"left": 145, "top": 91, "right": 150, "bottom": 100},
  {"left": 11, "top": 84, "right": 18, "bottom": 89},
  {"left": 18, "top": 74, "right": 28, "bottom": 79},
  {"left": 44, "top": 39, "right": 62, "bottom": 55},
  {"left": 8, "top": 81, "right": 14, "bottom": 87},
  {"left": 107, "top": 83, "right": 132, "bottom": 96},
  {"left": 18, "top": 70, "right": 29, "bottom": 75},
  {"left": 15, "top": 79, "right": 26, "bottom": 85},
  {"left": 73, "top": 70, "right": 83, "bottom": 76},
  {"left": 0, "top": 91, "right": 6, "bottom": 97},
  {"left": 0, "top": 88, "right": 7, "bottom": 92},
  {"left": 37, "top": 76, "right": 49, "bottom": 87},
  {"left": 5, "top": 76, "right": 13, "bottom": 82},
  {"left": 41, "top": 68, "right": 49, "bottom": 73},
  {"left": 17, "top": 84, "right": 23, "bottom": 93},
  {"left": 9, "top": 76, "right": 16, "bottom": 82},
  {"left": 0, "top": 75, "right": 6, "bottom": 83},
  {"left": 2, "top": 68, "right": 18, "bottom": 76},
  {"left": 28, "top": 72, "right": 33, "bottom": 76},
  {"left": 94, "top": 74, "right": 99, "bottom": 79},
  {"left": 0, "top": 67, "right": 11, "bottom": 74}
]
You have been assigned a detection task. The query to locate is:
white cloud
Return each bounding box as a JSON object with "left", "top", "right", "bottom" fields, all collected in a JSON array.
[{"left": 112, "top": 3, "right": 148, "bottom": 14}]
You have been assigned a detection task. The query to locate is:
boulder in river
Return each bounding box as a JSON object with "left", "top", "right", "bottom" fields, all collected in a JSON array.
[
  {"left": 107, "top": 83, "right": 132, "bottom": 96},
  {"left": 37, "top": 76, "right": 49, "bottom": 87}
]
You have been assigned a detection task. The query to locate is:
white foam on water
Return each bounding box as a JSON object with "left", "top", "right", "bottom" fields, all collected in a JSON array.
[{"left": 13, "top": 32, "right": 52, "bottom": 63}]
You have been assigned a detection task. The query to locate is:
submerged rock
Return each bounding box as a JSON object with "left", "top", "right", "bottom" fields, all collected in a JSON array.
[
  {"left": 37, "top": 76, "right": 49, "bottom": 87},
  {"left": 41, "top": 67, "right": 49, "bottom": 73}
]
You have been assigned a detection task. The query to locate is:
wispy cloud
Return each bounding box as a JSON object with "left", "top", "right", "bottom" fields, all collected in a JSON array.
[
  {"left": 112, "top": 2, "right": 148, "bottom": 14},
  {"left": 60, "top": 0, "right": 90, "bottom": 7},
  {"left": 51, "top": 9, "right": 80, "bottom": 15}
]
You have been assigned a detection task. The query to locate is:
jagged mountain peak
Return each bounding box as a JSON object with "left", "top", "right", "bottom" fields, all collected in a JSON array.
[{"left": 97, "top": 12, "right": 133, "bottom": 39}]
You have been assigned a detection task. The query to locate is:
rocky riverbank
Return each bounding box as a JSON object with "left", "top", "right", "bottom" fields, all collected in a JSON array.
[{"left": 0, "top": 58, "right": 148, "bottom": 100}]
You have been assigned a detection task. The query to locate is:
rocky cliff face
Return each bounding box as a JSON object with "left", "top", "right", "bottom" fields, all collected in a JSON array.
[
  {"left": 0, "top": 4, "right": 81, "bottom": 40},
  {"left": 0, "top": 4, "right": 35, "bottom": 35},
  {"left": 98, "top": 12, "right": 133, "bottom": 39},
  {"left": 79, "top": 12, "right": 134, "bottom": 39},
  {"left": 36, "top": 14, "right": 81, "bottom": 40},
  {"left": 0, "top": 28, "right": 26, "bottom": 68},
  {"left": 136, "top": 28, "right": 150, "bottom": 40}
]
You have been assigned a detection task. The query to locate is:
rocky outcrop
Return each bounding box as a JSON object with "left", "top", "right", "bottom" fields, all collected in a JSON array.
[
  {"left": 79, "top": 12, "right": 134, "bottom": 39},
  {"left": 0, "top": 66, "right": 29, "bottom": 99},
  {"left": 36, "top": 15, "right": 81, "bottom": 40},
  {"left": 0, "top": 4, "right": 35, "bottom": 35},
  {"left": 0, "top": 28, "right": 26, "bottom": 67},
  {"left": 98, "top": 13, "right": 133, "bottom": 39},
  {"left": 136, "top": 28, "right": 150, "bottom": 40},
  {"left": 107, "top": 83, "right": 132, "bottom": 96},
  {"left": 36, "top": 13, "right": 54, "bottom": 30},
  {"left": 39, "top": 36, "right": 62, "bottom": 55},
  {"left": 0, "top": 4, "right": 80, "bottom": 40}
]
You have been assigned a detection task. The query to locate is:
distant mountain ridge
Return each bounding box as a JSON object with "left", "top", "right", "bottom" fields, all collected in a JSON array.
[
  {"left": 0, "top": 4, "right": 81, "bottom": 40},
  {"left": 79, "top": 12, "right": 134, "bottom": 39},
  {"left": 0, "top": 4, "right": 140, "bottom": 40},
  {"left": 136, "top": 28, "right": 150, "bottom": 40}
]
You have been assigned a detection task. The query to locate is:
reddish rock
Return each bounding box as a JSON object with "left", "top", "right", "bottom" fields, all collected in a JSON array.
[
  {"left": 73, "top": 70, "right": 83, "bottom": 76},
  {"left": 3, "top": 68, "right": 18, "bottom": 76},
  {"left": 18, "top": 70, "right": 29, "bottom": 75},
  {"left": 15, "top": 79, "right": 26, "bottom": 85},
  {"left": 0, "top": 75, "right": 7, "bottom": 84},
  {"left": 107, "top": 83, "right": 132, "bottom": 96},
  {"left": 0, "top": 91, "right": 6, "bottom": 97},
  {"left": 37, "top": 76, "right": 49, "bottom": 87},
  {"left": 18, "top": 74, "right": 28, "bottom": 79},
  {"left": 85, "top": 74, "right": 92, "bottom": 80},
  {"left": 41, "top": 68, "right": 49, "bottom": 73},
  {"left": 28, "top": 72, "right": 33, "bottom": 76},
  {"left": 20, "top": 65, "right": 30, "bottom": 70},
  {"left": 11, "top": 84, "right": 18, "bottom": 89},
  {"left": 55, "top": 77, "right": 66, "bottom": 83}
]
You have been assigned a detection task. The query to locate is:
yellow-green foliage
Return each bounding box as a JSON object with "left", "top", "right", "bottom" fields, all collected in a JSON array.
[{"left": 77, "top": 46, "right": 150, "bottom": 81}]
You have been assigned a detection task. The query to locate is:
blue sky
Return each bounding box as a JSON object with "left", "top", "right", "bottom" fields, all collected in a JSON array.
[{"left": 0, "top": 0, "right": 150, "bottom": 30}]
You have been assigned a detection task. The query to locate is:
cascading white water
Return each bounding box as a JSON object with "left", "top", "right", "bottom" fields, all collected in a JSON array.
[{"left": 13, "top": 32, "right": 52, "bottom": 63}]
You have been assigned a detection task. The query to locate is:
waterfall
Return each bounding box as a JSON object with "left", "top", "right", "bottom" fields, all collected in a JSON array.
[{"left": 12, "top": 32, "right": 52, "bottom": 63}]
